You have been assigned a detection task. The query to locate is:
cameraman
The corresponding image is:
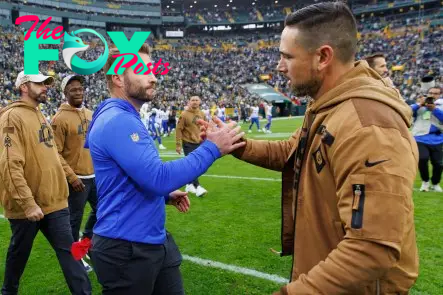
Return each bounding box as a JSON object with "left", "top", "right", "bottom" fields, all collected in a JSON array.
[{"left": 411, "top": 86, "right": 443, "bottom": 192}]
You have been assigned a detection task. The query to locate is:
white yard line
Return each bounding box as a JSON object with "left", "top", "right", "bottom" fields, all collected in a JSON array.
[
  {"left": 203, "top": 174, "right": 280, "bottom": 182},
  {"left": 182, "top": 254, "right": 288, "bottom": 284}
]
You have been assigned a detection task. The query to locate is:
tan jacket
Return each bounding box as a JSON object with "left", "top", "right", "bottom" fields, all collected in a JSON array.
[
  {"left": 234, "top": 61, "right": 419, "bottom": 294},
  {"left": 51, "top": 103, "right": 94, "bottom": 184},
  {"left": 176, "top": 108, "right": 206, "bottom": 146},
  {"left": 0, "top": 101, "right": 68, "bottom": 219}
]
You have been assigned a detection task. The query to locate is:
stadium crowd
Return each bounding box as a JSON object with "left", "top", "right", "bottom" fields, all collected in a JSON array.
[{"left": 0, "top": 12, "right": 442, "bottom": 119}]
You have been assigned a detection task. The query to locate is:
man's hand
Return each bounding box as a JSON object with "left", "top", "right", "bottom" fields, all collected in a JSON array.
[
  {"left": 176, "top": 146, "right": 182, "bottom": 155},
  {"left": 426, "top": 103, "right": 436, "bottom": 111},
  {"left": 416, "top": 95, "right": 425, "bottom": 106},
  {"left": 26, "top": 206, "right": 44, "bottom": 222},
  {"left": 71, "top": 178, "right": 86, "bottom": 192},
  {"left": 168, "top": 190, "right": 190, "bottom": 213},
  {"left": 272, "top": 285, "right": 289, "bottom": 295},
  {"left": 197, "top": 116, "right": 246, "bottom": 156}
]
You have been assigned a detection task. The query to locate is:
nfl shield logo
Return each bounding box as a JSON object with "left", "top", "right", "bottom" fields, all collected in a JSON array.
[{"left": 130, "top": 133, "right": 140, "bottom": 142}]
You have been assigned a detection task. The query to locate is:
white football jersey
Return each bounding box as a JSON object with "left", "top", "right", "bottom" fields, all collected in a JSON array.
[
  {"left": 250, "top": 106, "right": 259, "bottom": 118},
  {"left": 266, "top": 104, "right": 273, "bottom": 117},
  {"left": 155, "top": 110, "right": 164, "bottom": 125},
  {"left": 140, "top": 103, "right": 150, "bottom": 119},
  {"left": 203, "top": 109, "right": 210, "bottom": 121}
]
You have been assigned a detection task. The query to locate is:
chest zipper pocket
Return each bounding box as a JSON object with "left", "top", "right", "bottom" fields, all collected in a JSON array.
[{"left": 351, "top": 184, "right": 365, "bottom": 229}]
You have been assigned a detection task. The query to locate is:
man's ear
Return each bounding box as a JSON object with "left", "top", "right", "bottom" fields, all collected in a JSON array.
[
  {"left": 112, "top": 75, "right": 124, "bottom": 89},
  {"left": 20, "top": 83, "right": 28, "bottom": 94},
  {"left": 316, "top": 45, "right": 334, "bottom": 72}
]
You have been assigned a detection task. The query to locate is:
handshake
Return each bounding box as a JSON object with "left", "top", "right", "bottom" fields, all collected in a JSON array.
[{"left": 196, "top": 116, "right": 246, "bottom": 156}]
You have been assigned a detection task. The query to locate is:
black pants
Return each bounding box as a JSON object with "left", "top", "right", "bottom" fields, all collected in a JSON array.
[
  {"left": 1, "top": 208, "right": 92, "bottom": 295},
  {"left": 68, "top": 178, "right": 98, "bottom": 241},
  {"left": 417, "top": 142, "right": 443, "bottom": 185},
  {"left": 91, "top": 233, "right": 184, "bottom": 295},
  {"left": 182, "top": 142, "right": 200, "bottom": 187}
]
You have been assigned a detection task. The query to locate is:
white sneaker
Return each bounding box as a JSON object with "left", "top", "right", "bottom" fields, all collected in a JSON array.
[
  {"left": 262, "top": 128, "right": 267, "bottom": 133},
  {"left": 432, "top": 184, "right": 443, "bottom": 192},
  {"left": 420, "top": 181, "right": 430, "bottom": 192},
  {"left": 195, "top": 186, "right": 207, "bottom": 197},
  {"left": 248, "top": 130, "right": 252, "bottom": 133},
  {"left": 258, "top": 129, "right": 263, "bottom": 132},
  {"left": 163, "top": 134, "right": 167, "bottom": 138},
  {"left": 185, "top": 184, "right": 197, "bottom": 194},
  {"left": 159, "top": 144, "right": 166, "bottom": 150},
  {"left": 267, "top": 130, "right": 272, "bottom": 134}
]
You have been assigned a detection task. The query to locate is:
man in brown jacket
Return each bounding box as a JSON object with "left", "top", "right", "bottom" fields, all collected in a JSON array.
[
  {"left": 51, "top": 75, "right": 97, "bottom": 271},
  {"left": 0, "top": 71, "right": 92, "bottom": 294},
  {"left": 201, "top": 2, "right": 419, "bottom": 294},
  {"left": 176, "top": 96, "right": 208, "bottom": 197}
]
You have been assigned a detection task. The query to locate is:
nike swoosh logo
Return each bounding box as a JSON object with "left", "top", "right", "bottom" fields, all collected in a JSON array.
[{"left": 365, "top": 159, "right": 390, "bottom": 167}]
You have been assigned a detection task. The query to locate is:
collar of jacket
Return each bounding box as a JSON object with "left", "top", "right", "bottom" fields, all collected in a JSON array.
[
  {"left": 308, "top": 61, "right": 412, "bottom": 127},
  {"left": 84, "top": 98, "right": 138, "bottom": 148}
]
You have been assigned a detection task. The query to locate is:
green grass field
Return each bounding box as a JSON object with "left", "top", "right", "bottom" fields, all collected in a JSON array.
[{"left": 0, "top": 117, "right": 442, "bottom": 294}]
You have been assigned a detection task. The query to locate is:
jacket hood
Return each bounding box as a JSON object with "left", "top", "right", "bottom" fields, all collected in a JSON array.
[
  {"left": 310, "top": 60, "right": 412, "bottom": 127},
  {"left": 84, "top": 98, "right": 138, "bottom": 148},
  {"left": 0, "top": 101, "right": 38, "bottom": 116}
]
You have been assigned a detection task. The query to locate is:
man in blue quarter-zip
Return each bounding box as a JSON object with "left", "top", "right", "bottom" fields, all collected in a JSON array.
[
  {"left": 85, "top": 44, "right": 245, "bottom": 295},
  {"left": 411, "top": 83, "right": 443, "bottom": 192}
]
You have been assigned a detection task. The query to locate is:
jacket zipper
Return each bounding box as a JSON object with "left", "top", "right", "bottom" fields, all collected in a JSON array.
[
  {"left": 376, "top": 279, "right": 380, "bottom": 295},
  {"left": 351, "top": 184, "right": 366, "bottom": 229},
  {"left": 289, "top": 111, "right": 316, "bottom": 281}
]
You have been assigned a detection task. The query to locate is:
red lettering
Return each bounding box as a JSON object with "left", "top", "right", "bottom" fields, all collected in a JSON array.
[
  {"left": 15, "top": 15, "right": 40, "bottom": 41},
  {"left": 112, "top": 53, "right": 138, "bottom": 74},
  {"left": 51, "top": 26, "right": 65, "bottom": 40},
  {"left": 36, "top": 17, "right": 53, "bottom": 40},
  {"left": 160, "top": 62, "right": 171, "bottom": 75},
  {"left": 134, "top": 62, "right": 144, "bottom": 74},
  {"left": 16, "top": 15, "right": 65, "bottom": 40},
  {"left": 143, "top": 62, "right": 153, "bottom": 75}
]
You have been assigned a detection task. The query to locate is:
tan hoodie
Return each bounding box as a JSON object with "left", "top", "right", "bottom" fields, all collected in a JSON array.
[
  {"left": 0, "top": 101, "right": 68, "bottom": 219},
  {"left": 51, "top": 104, "right": 94, "bottom": 184},
  {"left": 176, "top": 108, "right": 206, "bottom": 146},
  {"left": 233, "top": 61, "right": 419, "bottom": 294}
]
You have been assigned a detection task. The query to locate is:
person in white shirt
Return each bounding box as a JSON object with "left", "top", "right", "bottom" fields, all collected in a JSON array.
[
  {"left": 217, "top": 104, "right": 226, "bottom": 122},
  {"left": 248, "top": 105, "right": 261, "bottom": 133},
  {"left": 262, "top": 102, "right": 273, "bottom": 133},
  {"left": 140, "top": 103, "right": 150, "bottom": 129},
  {"left": 162, "top": 108, "right": 170, "bottom": 137},
  {"left": 203, "top": 106, "right": 211, "bottom": 122}
]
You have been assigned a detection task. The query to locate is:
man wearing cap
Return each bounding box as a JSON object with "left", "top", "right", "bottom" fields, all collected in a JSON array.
[
  {"left": 51, "top": 75, "right": 97, "bottom": 270},
  {"left": 0, "top": 71, "right": 92, "bottom": 294}
]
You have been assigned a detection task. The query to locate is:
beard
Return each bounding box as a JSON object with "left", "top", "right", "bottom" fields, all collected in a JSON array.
[
  {"left": 290, "top": 68, "right": 322, "bottom": 98},
  {"left": 124, "top": 77, "right": 155, "bottom": 102},
  {"left": 29, "top": 86, "right": 47, "bottom": 103}
]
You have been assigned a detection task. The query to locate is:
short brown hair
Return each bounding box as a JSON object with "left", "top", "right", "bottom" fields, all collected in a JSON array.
[
  {"left": 284, "top": 1, "right": 358, "bottom": 63},
  {"left": 364, "top": 52, "right": 386, "bottom": 69},
  {"left": 103, "top": 43, "right": 151, "bottom": 90}
]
